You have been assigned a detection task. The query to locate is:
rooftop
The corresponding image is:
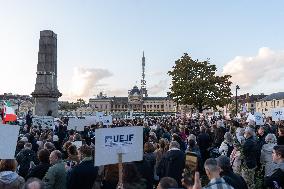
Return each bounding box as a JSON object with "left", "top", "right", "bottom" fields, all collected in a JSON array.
[{"left": 260, "top": 92, "right": 284, "bottom": 101}]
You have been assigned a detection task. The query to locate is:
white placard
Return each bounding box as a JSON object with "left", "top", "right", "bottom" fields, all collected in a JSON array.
[
  {"left": 102, "top": 115, "right": 112, "bottom": 126},
  {"left": 254, "top": 112, "right": 264, "bottom": 126},
  {"left": 271, "top": 108, "right": 284, "bottom": 121},
  {"left": 72, "top": 141, "right": 83, "bottom": 149},
  {"left": 95, "top": 126, "right": 143, "bottom": 166},
  {"left": 214, "top": 112, "right": 220, "bottom": 117},
  {"left": 32, "top": 116, "right": 54, "bottom": 129},
  {"left": 96, "top": 112, "right": 104, "bottom": 122},
  {"left": 85, "top": 116, "right": 98, "bottom": 125},
  {"left": 0, "top": 124, "right": 20, "bottom": 159},
  {"left": 68, "top": 118, "right": 87, "bottom": 131},
  {"left": 246, "top": 113, "right": 255, "bottom": 122}
]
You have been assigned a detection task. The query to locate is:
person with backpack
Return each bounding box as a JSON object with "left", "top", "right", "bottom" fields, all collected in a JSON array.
[
  {"left": 219, "top": 132, "right": 234, "bottom": 157},
  {"left": 16, "top": 143, "right": 38, "bottom": 178}
]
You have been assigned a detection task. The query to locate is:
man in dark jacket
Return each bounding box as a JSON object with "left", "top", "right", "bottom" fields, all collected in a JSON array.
[
  {"left": 67, "top": 145, "right": 98, "bottom": 189},
  {"left": 277, "top": 127, "right": 284, "bottom": 145},
  {"left": 157, "top": 141, "right": 185, "bottom": 187},
  {"left": 26, "top": 149, "right": 50, "bottom": 180},
  {"left": 264, "top": 145, "right": 284, "bottom": 188},
  {"left": 16, "top": 143, "right": 38, "bottom": 178},
  {"left": 241, "top": 127, "right": 257, "bottom": 189},
  {"left": 217, "top": 155, "right": 248, "bottom": 189}
]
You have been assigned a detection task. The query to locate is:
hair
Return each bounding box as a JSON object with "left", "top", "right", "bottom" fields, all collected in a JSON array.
[
  {"left": 63, "top": 141, "right": 72, "bottom": 151},
  {"left": 273, "top": 145, "right": 284, "bottom": 158},
  {"left": 224, "top": 132, "right": 233, "bottom": 144},
  {"left": 74, "top": 133, "right": 82, "bottom": 141},
  {"left": 23, "top": 178, "right": 44, "bottom": 189},
  {"left": 144, "top": 142, "right": 155, "bottom": 153},
  {"left": 44, "top": 142, "right": 55, "bottom": 152},
  {"left": 278, "top": 127, "right": 284, "bottom": 135},
  {"left": 122, "top": 163, "right": 141, "bottom": 183},
  {"left": 204, "top": 158, "right": 219, "bottom": 172},
  {"left": 79, "top": 144, "right": 92, "bottom": 157},
  {"left": 68, "top": 145, "right": 78, "bottom": 156},
  {"left": 158, "top": 177, "right": 178, "bottom": 189},
  {"left": 0, "top": 159, "right": 17, "bottom": 172},
  {"left": 38, "top": 149, "right": 50, "bottom": 163},
  {"left": 52, "top": 150, "right": 62, "bottom": 160},
  {"left": 265, "top": 134, "right": 277, "bottom": 144},
  {"left": 216, "top": 155, "right": 231, "bottom": 172},
  {"left": 187, "top": 134, "right": 196, "bottom": 142},
  {"left": 169, "top": 141, "right": 180, "bottom": 149}
]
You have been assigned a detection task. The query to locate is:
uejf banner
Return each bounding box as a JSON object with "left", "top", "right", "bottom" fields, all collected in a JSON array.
[
  {"left": 0, "top": 124, "right": 20, "bottom": 159},
  {"left": 271, "top": 108, "right": 284, "bottom": 121},
  {"left": 95, "top": 126, "right": 143, "bottom": 166}
]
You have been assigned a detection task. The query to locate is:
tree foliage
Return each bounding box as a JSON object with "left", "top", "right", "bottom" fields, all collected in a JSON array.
[{"left": 168, "top": 53, "right": 232, "bottom": 112}]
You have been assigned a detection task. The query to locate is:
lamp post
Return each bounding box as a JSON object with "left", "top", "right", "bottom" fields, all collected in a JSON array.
[{"left": 235, "top": 85, "right": 240, "bottom": 116}]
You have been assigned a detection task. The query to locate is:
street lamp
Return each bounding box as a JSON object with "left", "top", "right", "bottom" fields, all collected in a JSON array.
[{"left": 235, "top": 85, "right": 240, "bottom": 116}]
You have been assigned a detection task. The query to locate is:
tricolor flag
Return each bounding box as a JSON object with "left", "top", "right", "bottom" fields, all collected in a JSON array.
[{"left": 3, "top": 101, "right": 17, "bottom": 123}]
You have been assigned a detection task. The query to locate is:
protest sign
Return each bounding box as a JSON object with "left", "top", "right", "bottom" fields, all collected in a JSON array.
[
  {"left": 96, "top": 112, "right": 104, "bottom": 122},
  {"left": 254, "top": 112, "right": 264, "bottom": 125},
  {"left": 271, "top": 108, "right": 284, "bottom": 121},
  {"left": 32, "top": 116, "right": 54, "bottom": 129},
  {"left": 72, "top": 141, "right": 83, "bottom": 149},
  {"left": 95, "top": 126, "right": 143, "bottom": 166},
  {"left": 0, "top": 124, "right": 20, "bottom": 159},
  {"left": 68, "top": 118, "right": 87, "bottom": 131},
  {"left": 246, "top": 113, "right": 255, "bottom": 123},
  {"left": 85, "top": 116, "right": 98, "bottom": 125},
  {"left": 102, "top": 115, "right": 112, "bottom": 126}
]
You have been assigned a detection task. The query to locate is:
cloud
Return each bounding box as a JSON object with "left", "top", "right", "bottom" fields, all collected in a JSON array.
[
  {"left": 222, "top": 47, "right": 284, "bottom": 90},
  {"left": 68, "top": 67, "right": 113, "bottom": 98},
  {"left": 105, "top": 88, "right": 128, "bottom": 97},
  {"left": 148, "top": 79, "right": 169, "bottom": 95}
]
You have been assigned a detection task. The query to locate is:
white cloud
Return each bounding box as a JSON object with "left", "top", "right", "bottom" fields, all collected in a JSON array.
[
  {"left": 222, "top": 47, "right": 284, "bottom": 91},
  {"left": 148, "top": 79, "right": 169, "bottom": 95},
  {"left": 64, "top": 67, "right": 112, "bottom": 100}
]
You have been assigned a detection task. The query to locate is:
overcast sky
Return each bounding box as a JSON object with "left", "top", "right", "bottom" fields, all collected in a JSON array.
[{"left": 0, "top": 1, "right": 284, "bottom": 101}]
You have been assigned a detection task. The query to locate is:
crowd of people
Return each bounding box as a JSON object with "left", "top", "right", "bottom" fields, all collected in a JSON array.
[{"left": 0, "top": 112, "right": 284, "bottom": 189}]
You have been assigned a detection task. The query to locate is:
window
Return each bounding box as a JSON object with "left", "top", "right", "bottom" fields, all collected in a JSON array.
[
  {"left": 265, "top": 102, "right": 267, "bottom": 106},
  {"left": 277, "top": 101, "right": 279, "bottom": 106},
  {"left": 157, "top": 105, "right": 159, "bottom": 108},
  {"left": 161, "top": 105, "right": 164, "bottom": 109},
  {"left": 251, "top": 104, "right": 254, "bottom": 108}
]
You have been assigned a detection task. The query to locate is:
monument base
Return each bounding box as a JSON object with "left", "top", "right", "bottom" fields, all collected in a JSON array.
[{"left": 34, "top": 97, "right": 59, "bottom": 117}]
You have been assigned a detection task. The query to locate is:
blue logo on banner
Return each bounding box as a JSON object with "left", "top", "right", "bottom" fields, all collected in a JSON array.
[{"left": 105, "top": 134, "right": 134, "bottom": 147}]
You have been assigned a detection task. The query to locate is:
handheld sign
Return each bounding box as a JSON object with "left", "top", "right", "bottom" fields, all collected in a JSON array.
[
  {"left": 32, "top": 116, "right": 54, "bottom": 129},
  {"left": 68, "top": 118, "right": 87, "bottom": 131},
  {"left": 254, "top": 112, "right": 264, "bottom": 125},
  {"left": 0, "top": 124, "right": 20, "bottom": 159},
  {"left": 271, "top": 108, "right": 284, "bottom": 121},
  {"left": 246, "top": 113, "right": 255, "bottom": 123},
  {"left": 102, "top": 115, "right": 112, "bottom": 126},
  {"left": 95, "top": 126, "right": 143, "bottom": 166}
]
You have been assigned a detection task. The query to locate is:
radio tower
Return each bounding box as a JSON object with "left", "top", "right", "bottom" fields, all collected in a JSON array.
[{"left": 141, "top": 51, "right": 148, "bottom": 97}]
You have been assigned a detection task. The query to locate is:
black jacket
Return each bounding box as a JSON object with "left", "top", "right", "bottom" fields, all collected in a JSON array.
[
  {"left": 157, "top": 149, "right": 185, "bottom": 186},
  {"left": 277, "top": 136, "right": 284, "bottom": 145},
  {"left": 264, "top": 165, "right": 284, "bottom": 189},
  {"left": 243, "top": 136, "right": 257, "bottom": 169},
  {"left": 16, "top": 148, "right": 39, "bottom": 178},
  {"left": 26, "top": 162, "right": 50, "bottom": 180},
  {"left": 221, "top": 170, "right": 248, "bottom": 189},
  {"left": 67, "top": 159, "right": 98, "bottom": 189}
]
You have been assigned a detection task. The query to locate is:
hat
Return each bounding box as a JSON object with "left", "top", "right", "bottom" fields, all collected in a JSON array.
[{"left": 53, "top": 135, "right": 59, "bottom": 142}]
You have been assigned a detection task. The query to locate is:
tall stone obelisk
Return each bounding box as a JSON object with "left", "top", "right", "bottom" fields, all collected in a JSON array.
[{"left": 32, "top": 30, "right": 62, "bottom": 117}]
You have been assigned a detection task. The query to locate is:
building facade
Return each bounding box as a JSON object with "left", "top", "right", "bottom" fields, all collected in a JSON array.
[
  {"left": 89, "top": 86, "right": 176, "bottom": 114},
  {"left": 256, "top": 92, "right": 284, "bottom": 116}
]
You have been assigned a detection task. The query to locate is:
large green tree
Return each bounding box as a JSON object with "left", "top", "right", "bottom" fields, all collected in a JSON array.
[{"left": 168, "top": 53, "right": 232, "bottom": 113}]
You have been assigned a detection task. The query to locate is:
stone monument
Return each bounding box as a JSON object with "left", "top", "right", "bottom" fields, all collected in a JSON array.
[{"left": 32, "top": 30, "right": 62, "bottom": 117}]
